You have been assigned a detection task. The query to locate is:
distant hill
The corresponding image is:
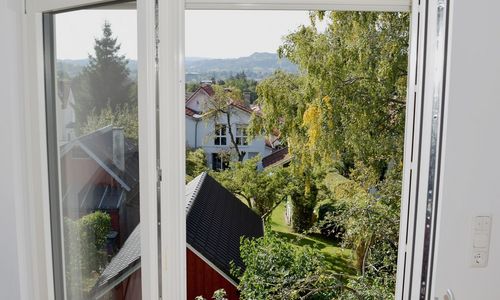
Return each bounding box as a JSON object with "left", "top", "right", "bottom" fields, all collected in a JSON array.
[
  {"left": 57, "top": 52, "right": 297, "bottom": 81},
  {"left": 185, "top": 52, "right": 298, "bottom": 81},
  {"left": 57, "top": 59, "right": 138, "bottom": 79}
]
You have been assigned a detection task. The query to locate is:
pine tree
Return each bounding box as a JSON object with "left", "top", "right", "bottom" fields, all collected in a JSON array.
[{"left": 74, "top": 21, "right": 133, "bottom": 121}]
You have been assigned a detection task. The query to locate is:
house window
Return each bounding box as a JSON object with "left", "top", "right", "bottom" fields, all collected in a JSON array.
[
  {"left": 214, "top": 124, "right": 227, "bottom": 145},
  {"left": 247, "top": 152, "right": 259, "bottom": 159},
  {"left": 236, "top": 125, "right": 248, "bottom": 146},
  {"left": 212, "top": 153, "right": 229, "bottom": 171}
]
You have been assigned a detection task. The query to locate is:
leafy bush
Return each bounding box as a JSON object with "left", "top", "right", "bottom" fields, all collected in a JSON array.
[
  {"left": 186, "top": 148, "right": 208, "bottom": 182},
  {"left": 316, "top": 202, "right": 346, "bottom": 242},
  {"left": 64, "top": 211, "right": 112, "bottom": 297},
  {"left": 195, "top": 289, "right": 228, "bottom": 300},
  {"left": 80, "top": 103, "right": 138, "bottom": 141},
  {"left": 236, "top": 231, "right": 359, "bottom": 300}
]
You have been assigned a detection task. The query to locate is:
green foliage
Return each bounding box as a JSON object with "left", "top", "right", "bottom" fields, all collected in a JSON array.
[
  {"left": 186, "top": 148, "right": 208, "bottom": 182},
  {"left": 80, "top": 103, "right": 138, "bottom": 142},
  {"left": 64, "top": 211, "right": 111, "bottom": 297},
  {"left": 252, "top": 11, "right": 408, "bottom": 177},
  {"left": 211, "top": 157, "right": 291, "bottom": 217},
  {"left": 195, "top": 289, "right": 228, "bottom": 300},
  {"left": 320, "top": 164, "right": 403, "bottom": 297},
  {"left": 251, "top": 11, "right": 409, "bottom": 297},
  {"left": 317, "top": 202, "right": 346, "bottom": 242},
  {"left": 186, "top": 82, "right": 201, "bottom": 93},
  {"left": 72, "top": 21, "right": 135, "bottom": 127},
  {"left": 224, "top": 72, "right": 258, "bottom": 104},
  {"left": 236, "top": 232, "right": 358, "bottom": 300}
]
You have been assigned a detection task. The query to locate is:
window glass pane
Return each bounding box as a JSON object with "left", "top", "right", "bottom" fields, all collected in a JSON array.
[
  {"left": 50, "top": 6, "right": 141, "bottom": 299},
  {"left": 185, "top": 9, "right": 409, "bottom": 300}
]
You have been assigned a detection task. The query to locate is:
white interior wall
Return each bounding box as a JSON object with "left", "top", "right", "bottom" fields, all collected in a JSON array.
[
  {"left": 4, "top": 0, "right": 500, "bottom": 299},
  {"left": 432, "top": 1, "right": 500, "bottom": 299},
  {"left": 0, "top": 0, "right": 28, "bottom": 299}
]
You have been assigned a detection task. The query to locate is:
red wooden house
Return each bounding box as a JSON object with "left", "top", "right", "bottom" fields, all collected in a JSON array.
[
  {"left": 92, "top": 173, "right": 264, "bottom": 300},
  {"left": 60, "top": 126, "right": 140, "bottom": 245}
]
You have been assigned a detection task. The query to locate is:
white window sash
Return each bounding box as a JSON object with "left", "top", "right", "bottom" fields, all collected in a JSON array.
[
  {"left": 23, "top": 0, "right": 449, "bottom": 299},
  {"left": 23, "top": 1, "right": 160, "bottom": 299}
]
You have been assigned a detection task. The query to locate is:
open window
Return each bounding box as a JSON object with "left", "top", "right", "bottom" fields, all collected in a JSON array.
[{"left": 25, "top": 0, "right": 451, "bottom": 299}]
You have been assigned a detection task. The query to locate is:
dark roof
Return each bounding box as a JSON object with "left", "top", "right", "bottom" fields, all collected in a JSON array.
[
  {"left": 200, "top": 84, "right": 215, "bottom": 96},
  {"left": 79, "top": 185, "right": 125, "bottom": 211},
  {"left": 229, "top": 101, "right": 254, "bottom": 114},
  {"left": 185, "top": 107, "right": 199, "bottom": 117},
  {"left": 66, "top": 126, "right": 139, "bottom": 191},
  {"left": 93, "top": 173, "right": 263, "bottom": 295},
  {"left": 93, "top": 225, "right": 141, "bottom": 298},
  {"left": 262, "top": 147, "right": 290, "bottom": 168},
  {"left": 185, "top": 85, "right": 215, "bottom": 105},
  {"left": 186, "top": 173, "right": 264, "bottom": 281}
]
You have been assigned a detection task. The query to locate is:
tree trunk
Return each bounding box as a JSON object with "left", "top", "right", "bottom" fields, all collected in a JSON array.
[{"left": 225, "top": 109, "right": 245, "bottom": 162}]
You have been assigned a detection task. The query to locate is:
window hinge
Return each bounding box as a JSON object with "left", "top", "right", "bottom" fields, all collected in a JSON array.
[{"left": 157, "top": 167, "right": 162, "bottom": 182}]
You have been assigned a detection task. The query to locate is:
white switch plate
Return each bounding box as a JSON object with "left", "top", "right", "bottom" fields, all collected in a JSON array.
[{"left": 471, "top": 215, "right": 491, "bottom": 268}]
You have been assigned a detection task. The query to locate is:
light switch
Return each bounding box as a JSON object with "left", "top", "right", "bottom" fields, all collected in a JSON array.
[
  {"left": 471, "top": 216, "right": 491, "bottom": 268},
  {"left": 472, "top": 251, "right": 487, "bottom": 267}
]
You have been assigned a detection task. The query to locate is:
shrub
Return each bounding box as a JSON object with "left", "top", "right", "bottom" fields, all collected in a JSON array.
[{"left": 236, "top": 231, "right": 358, "bottom": 300}]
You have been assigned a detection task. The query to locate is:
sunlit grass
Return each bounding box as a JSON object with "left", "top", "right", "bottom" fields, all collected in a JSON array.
[{"left": 269, "top": 203, "right": 355, "bottom": 275}]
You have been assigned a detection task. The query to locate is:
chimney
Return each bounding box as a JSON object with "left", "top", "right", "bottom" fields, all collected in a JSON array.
[
  {"left": 243, "top": 91, "right": 251, "bottom": 104},
  {"left": 112, "top": 127, "right": 125, "bottom": 172}
]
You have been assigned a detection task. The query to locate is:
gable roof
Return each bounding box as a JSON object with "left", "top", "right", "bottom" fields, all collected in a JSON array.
[
  {"left": 62, "top": 126, "right": 139, "bottom": 192},
  {"left": 93, "top": 173, "right": 264, "bottom": 296},
  {"left": 185, "top": 85, "right": 215, "bottom": 106},
  {"left": 262, "top": 147, "right": 290, "bottom": 168},
  {"left": 185, "top": 85, "right": 258, "bottom": 118},
  {"left": 185, "top": 107, "right": 199, "bottom": 117},
  {"left": 92, "top": 225, "right": 141, "bottom": 299},
  {"left": 186, "top": 173, "right": 264, "bottom": 281},
  {"left": 200, "top": 84, "right": 215, "bottom": 96}
]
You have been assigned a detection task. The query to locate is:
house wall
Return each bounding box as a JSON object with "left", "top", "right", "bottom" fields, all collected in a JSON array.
[
  {"left": 185, "top": 90, "right": 272, "bottom": 169},
  {"left": 186, "top": 248, "right": 239, "bottom": 300},
  {"left": 113, "top": 269, "right": 142, "bottom": 300},
  {"left": 430, "top": 0, "right": 500, "bottom": 298},
  {"left": 0, "top": 0, "right": 28, "bottom": 298},
  {"left": 186, "top": 116, "right": 199, "bottom": 148},
  {"left": 186, "top": 89, "right": 210, "bottom": 113},
  {"left": 193, "top": 108, "right": 272, "bottom": 168}
]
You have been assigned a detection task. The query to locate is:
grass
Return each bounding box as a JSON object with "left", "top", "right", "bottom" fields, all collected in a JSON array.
[{"left": 269, "top": 203, "right": 355, "bottom": 275}]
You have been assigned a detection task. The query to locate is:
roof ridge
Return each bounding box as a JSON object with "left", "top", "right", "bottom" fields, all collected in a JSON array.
[{"left": 185, "top": 172, "right": 207, "bottom": 214}]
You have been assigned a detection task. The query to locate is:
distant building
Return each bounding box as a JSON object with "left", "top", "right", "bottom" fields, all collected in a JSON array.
[
  {"left": 60, "top": 126, "right": 140, "bottom": 244},
  {"left": 56, "top": 81, "right": 76, "bottom": 143},
  {"left": 92, "top": 173, "right": 264, "bottom": 300},
  {"left": 185, "top": 84, "right": 275, "bottom": 170}
]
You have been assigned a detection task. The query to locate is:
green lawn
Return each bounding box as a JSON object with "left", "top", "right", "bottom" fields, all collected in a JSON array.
[{"left": 269, "top": 203, "right": 355, "bottom": 275}]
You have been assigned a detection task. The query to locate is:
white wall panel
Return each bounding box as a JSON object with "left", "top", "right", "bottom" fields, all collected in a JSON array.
[
  {"left": 431, "top": 0, "right": 500, "bottom": 299},
  {"left": 0, "top": 0, "right": 28, "bottom": 299}
]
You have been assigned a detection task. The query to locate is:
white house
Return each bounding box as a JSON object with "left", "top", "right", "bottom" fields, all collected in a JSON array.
[
  {"left": 56, "top": 80, "right": 76, "bottom": 144},
  {"left": 185, "top": 84, "right": 275, "bottom": 170}
]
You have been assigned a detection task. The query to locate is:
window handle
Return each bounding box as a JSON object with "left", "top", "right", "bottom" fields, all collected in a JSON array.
[{"left": 443, "top": 289, "right": 455, "bottom": 300}]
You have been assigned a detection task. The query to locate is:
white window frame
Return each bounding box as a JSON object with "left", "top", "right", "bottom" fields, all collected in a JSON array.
[
  {"left": 214, "top": 124, "right": 227, "bottom": 145},
  {"left": 235, "top": 124, "right": 248, "bottom": 146},
  {"left": 22, "top": 0, "right": 452, "bottom": 299},
  {"left": 24, "top": 1, "right": 160, "bottom": 299}
]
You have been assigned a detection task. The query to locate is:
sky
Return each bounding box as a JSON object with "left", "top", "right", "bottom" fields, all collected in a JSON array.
[{"left": 55, "top": 9, "right": 322, "bottom": 60}]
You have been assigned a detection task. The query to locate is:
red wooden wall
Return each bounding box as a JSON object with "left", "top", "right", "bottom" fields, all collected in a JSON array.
[
  {"left": 113, "top": 269, "right": 142, "bottom": 300},
  {"left": 187, "top": 248, "right": 239, "bottom": 300}
]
